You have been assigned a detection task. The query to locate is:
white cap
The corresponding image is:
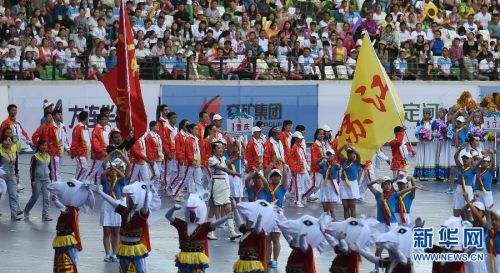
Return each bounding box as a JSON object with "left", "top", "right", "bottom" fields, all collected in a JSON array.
[
  {"left": 471, "top": 150, "right": 479, "bottom": 157},
  {"left": 322, "top": 125, "right": 332, "bottom": 132},
  {"left": 396, "top": 177, "right": 408, "bottom": 184},
  {"left": 319, "top": 21, "right": 328, "bottom": 28},
  {"left": 269, "top": 169, "right": 282, "bottom": 178},
  {"left": 252, "top": 126, "right": 262, "bottom": 134},
  {"left": 326, "top": 149, "right": 335, "bottom": 155},
  {"left": 484, "top": 156, "right": 491, "bottom": 161},
  {"left": 472, "top": 201, "right": 485, "bottom": 211},
  {"left": 212, "top": 114, "right": 223, "bottom": 121},
  {"left": 457, "top": 116, "right": 466, "bottom": 123},
  {"left": 292, "top": 131, "right": 304, "bottom": 139},
  {"left": 381, "top": 176, "right": 392, "bottom": 182}
]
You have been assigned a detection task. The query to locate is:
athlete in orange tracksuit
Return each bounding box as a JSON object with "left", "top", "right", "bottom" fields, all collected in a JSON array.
[
  {"left": 245, "top": 128, "right": 264, "bottom": 173},
  {"left": 129, "top": 135, "right": 151, "bottom": 182},
  {"left": 289, "top": 132, "right": 310, "bottom": 206},
  {"left": 32, "top": 112, "right": 60, "bottom": 181},
  {"left": 280, "top": 120, "right": 293, "bottom": 164},
  {"left": 145, "top": 121, "right": 164, "bottom": 184},
  {"left": 70, "top": 111, "right": 91, "bottom": 181},
  {"left": 158, "top": 112, "right": 178, "bottom": 190},
  {"left": 171, "top": 119, "right": 189, "bottom": 193},
  {"left": 87, "top": 114, "right": 109, "bottom": 184}
]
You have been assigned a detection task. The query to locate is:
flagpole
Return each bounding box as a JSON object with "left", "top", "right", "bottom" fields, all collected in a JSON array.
[{"left": 121, "top": 0, "right": 133, "bottom": 134}]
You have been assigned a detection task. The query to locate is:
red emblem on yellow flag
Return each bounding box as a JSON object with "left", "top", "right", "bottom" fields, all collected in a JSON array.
[{"left": 337, "top": 35, "right": 405, "bottom": 163}]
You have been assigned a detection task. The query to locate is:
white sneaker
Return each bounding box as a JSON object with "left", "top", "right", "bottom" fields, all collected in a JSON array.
[
  {"left": 103, "top": 254, "right": 112, "bottom": 262},
  {"left": 109, "top": 254, "right": 118, "bottom": 262},
  {"left": 208, "top": 231, "right": 218, "bottom": 240}
]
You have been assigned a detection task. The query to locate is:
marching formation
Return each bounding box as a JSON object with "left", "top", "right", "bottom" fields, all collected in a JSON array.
[{"left": 0, "top": 91, "right": 498, "bottom": 273}]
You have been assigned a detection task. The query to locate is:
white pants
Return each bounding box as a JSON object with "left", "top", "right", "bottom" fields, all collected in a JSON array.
[
  {"left": 475, "top": 190, "right": 494, "bottom": 209},
  {"left": 163, "top": 159, "right": 178, "bottom": 188},
  {"left": 150, "top": 161, "right": 162, "bottom": 181},
  {"left": 453, "top": 184, "right": 473, "bottom": 210},
  {"left": 74, "top": 156, "right": 89, "bottom": 181},
  {"left": 290, "top": 173, "right": 309, "bottom": 201},
  {"left": 303, "top": 172, "right": 319, "bottom": 198},
  {"left": 129, "top": 163, "right": 151, "bottom": 182},
  {"left": 172, "top": 165, "right": 190, "bottom": 196},
  {"left": 50, "top": 156, "right": 61, "bottom": 182},
  {"left": 171, "top": 163, "right": 186, "bottom": 190},
  {"left": 185, "top": 166, "right": 204, "bottom": 195},
  {"left": 86, "top": 160, "right": 103, "bottom": 185}
]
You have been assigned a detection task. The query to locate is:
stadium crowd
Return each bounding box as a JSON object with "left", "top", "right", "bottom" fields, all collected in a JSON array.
[{"left": 0, "top": 0, "right": 499, "bottom": 81}]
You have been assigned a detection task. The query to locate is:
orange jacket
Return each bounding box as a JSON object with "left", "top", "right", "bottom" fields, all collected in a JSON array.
[
  {"left": 145, "top": 131, "right": 164, "bottom": 162},
  {"left": 290, "top": 143, "right": 306, "bottom": 174},
  {"left": 184, "top": 135, "right": 201, "bottom": 166},
  {"left": 263, "top": 139, "right": 284, "bottom": 170},
  {"left": 245, "top": 137, "right": 262, "bottom": 172},
  {"left": 70, "top": 123, "right": 90, "bottom": 158},
  {"left": 175, "top": 131, "right": 187, "bottom": 165},
  {"left": 91, "top": 124, "right": 107, "bottom": 160},
  {"left": 200, "top": 138, "right": 212, "bottom": 167},
  {"left": 129, "top": 137, "right": 149, "bottom": 164},
  {"left": 32, "top": 123, "right": 60, "bottom": 157},
  {"left": 197, "top": 123, "right": 206, "bottom": 140},
  {"left": 310, "top": 141, "right": 323, "bottom": 173},
  {"left": 279, "top": 131, "right": 292, "bottom": 163},
  {"left": 158, "top": 118, "right": 176, "bottom": 158},
  {"left": 0, "top": 117, "right": 31, "bottom": 144}
]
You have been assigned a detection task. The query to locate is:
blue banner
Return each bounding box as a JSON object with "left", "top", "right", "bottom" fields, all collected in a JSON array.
[{"left": 161, "top": 84, "right": 318, "bottom": 140}]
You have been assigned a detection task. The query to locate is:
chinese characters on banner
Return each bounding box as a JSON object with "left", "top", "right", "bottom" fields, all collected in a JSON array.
[
  {"left": 337, "top": 36, "right": 405, "bottom": 163},
  {"left": 226, "top": 103, "right": 282, "bottom": 128},
  {"left": 227, "top": 111, "right": 254, "bottom": 135},
  {"left": 413, "top": 227, "right": 484, "bottom": 250},
  {"left": 68, "top": 104, "right": 117, "bottom": 129}
]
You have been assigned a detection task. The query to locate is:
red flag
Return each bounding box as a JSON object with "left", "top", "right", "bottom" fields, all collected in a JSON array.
[
  {"left": 200, "top": 96, "right": 221, "bottom": 116},
  {"left": 100, "top": 1, "right": 147, "bottom": 139}
]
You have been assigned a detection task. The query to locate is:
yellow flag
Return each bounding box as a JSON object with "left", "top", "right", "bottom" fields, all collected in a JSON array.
[{"left": 337, "top": 35, "right": 404, "bottom": 163}]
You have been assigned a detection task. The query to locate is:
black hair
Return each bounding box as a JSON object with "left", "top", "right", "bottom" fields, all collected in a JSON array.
[
  {"left": 110, "top": 130, "right": 121, "bottom": 139},
  {"left": 97, "top": 113, "right": 108, "bottom": 122},
  {"left": 186, "top": 123, "right": 197, "bottom": 134},
  {"left": 290, "top": 136, "right": 301, "bottom": 147},
  {"left": 7, "top": 104, "right": 17, "bottom": 111},
  {"left": 1, "top": 134, "right": 12, "bottom": 142},
  {"left": 314, "top": 128, "right": 324, "bottom": 141},
  {"left": 179, "top": 119, "right": 189, "bottom": 130},
  {"left": 100, "top": 106, "right": 111, "bottom": 114},
  {"left": 199, "top": 111, "right": 207, "bottom": 119},
  {"left": 149, "top": 121, "right": 157, "bottom": 128},
  {"left": 156, "top": 104, "right": 168, "bottom": 120},
  {"left": 78, "top": 111, "right": 89, "bottom": 122},
  {"left": 167, "top": 111, "right": 177, "bottom": 119},
  {"left": 204, "top": 124, "right": 214, "bottom": 139},
  {"left": 256, "top": 121, "right": 264, "bottom": 127},
  {"left": 268, "top": 126, "right": 279, "bottom": 138},
  {"left": 394, "top": 126, "right": 404, "bottom": 134},
  {"left": 44, "top": 111, "right": 52, "bottom": 118},
  {"left": 281, "top": 120, "right": 293, "bottom": 131},
  {"left": 52, "top": 109, "right": 62, "bottom": 115},
  {"left": 295, "top": 125, "right": 305, "bottom": 132}
]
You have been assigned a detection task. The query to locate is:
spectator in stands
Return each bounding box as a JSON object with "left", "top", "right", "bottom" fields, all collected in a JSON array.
[
  {"left": 430, "top": 30, "right": 445, "bottom": 56},
  {"left": 437, "top": 48, "right": 452, "bottom": 79},
  {"left": 478, "top": 52, "right": 495, "bottom": 80},
  {"left": 393, "top": 49, "right": 412, "bottom": 80},
  {"left": 160, "top": 46, "right": 176, "bottom": 79},
  {"left": 135, "top": 40, "right": 151, "bottom": 59},
  {"left": 463, "top": 49, "right": 480, "bottom": 80},
  {"left": 345, "top": 49, "right": 358, "bottom": 78},
  {"left": 88, "top": 47, "right": 107, "bottom": 79},
  {"left": 21, "top": 51, "right": 37, "bottom": 80},
  {"left": 38, "top": 38, "right": 53, "bottom": 66},
  {"left": 4, "top": 48, "right": 19, "bottom": 80}
]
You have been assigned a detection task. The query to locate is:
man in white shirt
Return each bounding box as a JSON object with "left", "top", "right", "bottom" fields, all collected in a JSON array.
[
  {"left": 135, "top": 40, "right": 151, "bottom": 59},
  {"left": 258, "top": 30, "right": 269, "bottom": 52},
  {"left": 52, "top": 41, "right": 66, "bottom": 66},
  {"left": 478, "top": 53, "right": 495, "bottom": 80},
  {"left": 397, "top": 22, "right": 411, "bottom": 46},
  {"left": 437, "top": 48, "right": 452, "bottom": 78},
  {"left": 74, "top": 28, "right": 87, "bottom": 54},
  {"left": 345, "top": 49, "right": 357, "bottom": 77},
  {"left": 463, "top": 14, "right": 479, "bottom": 33},
  {"left": 152, "top": 16, "right": 167, "bottom": 38},
  {"left": 89, "top": 48, "right": 107, "bottom": 74},
  {"left": 298, "top": 48, "right": 315, "bottom": 77},
  {"left": 410, "top": 23, "right": 427, "bottom": 42},
  {"left": 4, "top": 48, "right": 20, "bottom": 79},
  {"left": 474, "top": 5, "right": 491, "bottom": 30},
  {"left": 91, "top": 18, "right": 107, "bottom": 41}
]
